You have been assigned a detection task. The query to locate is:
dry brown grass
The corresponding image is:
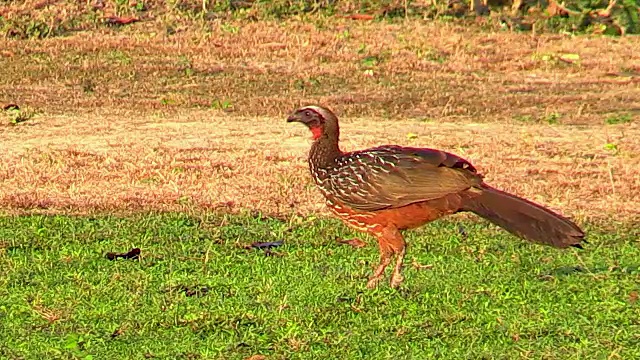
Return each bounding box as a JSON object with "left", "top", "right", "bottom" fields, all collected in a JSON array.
[
  {"left": 1, "top": 19, "right": 639, "bottom": 223},
  {"left": 1, "top": 109, "right": 638, "bottom": 223}
]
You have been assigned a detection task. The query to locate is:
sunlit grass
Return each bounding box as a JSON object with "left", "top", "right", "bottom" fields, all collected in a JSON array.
[{"left": 1, "top": 213, "right": 638, "bottom": 359}]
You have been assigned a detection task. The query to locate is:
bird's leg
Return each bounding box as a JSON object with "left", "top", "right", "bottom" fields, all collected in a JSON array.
[
  {"left": 336, "top": 237, "right": 367, "bottom": 248},
  {"left": 389, "top": 245, "right": 406, "bottom": 289},
  {"left": 385, "top": 228, "right": 407, "bottom": 289},
  {"left": 366, "top": 227, "right": 406, "bottom": 289},
  {"left": 366, "top": 244, "right": 392, "bottom": 289}
]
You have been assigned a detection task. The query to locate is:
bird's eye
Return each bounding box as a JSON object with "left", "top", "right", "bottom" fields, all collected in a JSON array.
[{"left": 304, "top": 111, "right": 311, "bottom": 117}]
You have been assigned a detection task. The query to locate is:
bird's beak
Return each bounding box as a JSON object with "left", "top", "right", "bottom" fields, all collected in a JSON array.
[{"left": 286, "top": 113, "right": 300, "bottom": 123}]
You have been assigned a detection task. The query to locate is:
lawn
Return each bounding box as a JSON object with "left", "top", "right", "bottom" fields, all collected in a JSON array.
[
  {"left": 1, "top": 5, "right": 640, "bottom": 360},
  {"left": 1, "top": 213, "right": 639, "bottom": 359}
]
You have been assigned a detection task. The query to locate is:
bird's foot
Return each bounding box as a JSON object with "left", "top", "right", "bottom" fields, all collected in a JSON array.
[
  {"left": 389, "top": 273, "right": 404, "bottom": 289},
  {"left": 366, "top": 275, "right": 383, "bottom": 289},
  {"left": 336, "top": 238, "right": 367, "bottom": 248}
]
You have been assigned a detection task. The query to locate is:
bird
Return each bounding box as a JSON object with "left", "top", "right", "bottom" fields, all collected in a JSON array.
[{"left": 287, "top": 105, "right": 585, "bottom": 289}]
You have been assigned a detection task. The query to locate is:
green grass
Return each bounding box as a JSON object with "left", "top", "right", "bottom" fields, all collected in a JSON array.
[
  {"left": 606, "top": 113, "right": 634, "bottom": 125},
  {"left": 1, "top": 213, "right": 639, "bottom": 359}
]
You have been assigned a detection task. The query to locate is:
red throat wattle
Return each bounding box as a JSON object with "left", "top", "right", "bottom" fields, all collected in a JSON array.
[{"left": 310, "top": 126, "right": 323, "bottom": 140}]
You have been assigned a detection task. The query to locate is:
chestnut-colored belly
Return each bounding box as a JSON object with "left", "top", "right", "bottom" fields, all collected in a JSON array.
[{"left": 325, "top": 192, "right": 467, "bottom": 235}]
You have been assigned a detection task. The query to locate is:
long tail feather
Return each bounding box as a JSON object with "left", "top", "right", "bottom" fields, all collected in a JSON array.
[{"left": 462, "top": 186, "right": 585, "bottom": 248}]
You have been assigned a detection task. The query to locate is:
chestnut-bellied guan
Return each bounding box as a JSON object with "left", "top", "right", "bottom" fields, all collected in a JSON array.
[{"left": 287, "top": 105, "right": 585, "bottom": 289}]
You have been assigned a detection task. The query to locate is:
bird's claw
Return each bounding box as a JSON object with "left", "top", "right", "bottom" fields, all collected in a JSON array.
[
  {"left": 366, "top": 275, "right": 383, "bottom": 289},
  {"left": 390, "top": 273, "right": 404, "bottom": 289}
]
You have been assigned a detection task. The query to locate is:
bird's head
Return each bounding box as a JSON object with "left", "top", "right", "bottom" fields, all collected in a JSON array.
[{"left": 286, "top": 105, "right": 339, "bottom": 141}]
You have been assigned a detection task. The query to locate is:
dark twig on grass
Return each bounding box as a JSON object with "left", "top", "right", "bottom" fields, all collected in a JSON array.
[
  {"left": 238, "top": 240, "right": 285, "bottom": 257},
  {"left": 2, "top": 103, "right": 19, "bottom": 111},
  {"left": 104, "top": 16, "right": 140, "bottom": 26},
  {"left": 175, "top": 285, "right": 210, "bottom": 297},
  {"left": 250, "top": 240, "right": 283, "bottom": 250},
  {"left": 106, "top": 248, "right": 141, "bottom": 261}
]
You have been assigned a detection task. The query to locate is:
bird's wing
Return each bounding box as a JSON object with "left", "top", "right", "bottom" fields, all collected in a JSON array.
[{"left": 322, "top": 145, "right": 483, "bottom": 211}]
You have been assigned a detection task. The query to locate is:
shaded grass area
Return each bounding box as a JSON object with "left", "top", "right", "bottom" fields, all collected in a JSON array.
[
  {"left": 1, "top": 213, "right": 639, "bottom": 359},
  {"left": 1, "top": 0, "right": 638, "bottom": 38},
  {"left": 2, "top": 20, "right": 640, "bottom": 124}
]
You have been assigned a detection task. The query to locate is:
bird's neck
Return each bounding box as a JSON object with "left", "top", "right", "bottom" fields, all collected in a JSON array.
[{"left": 309, "top": 132, "right": 342, "bottom": 171}]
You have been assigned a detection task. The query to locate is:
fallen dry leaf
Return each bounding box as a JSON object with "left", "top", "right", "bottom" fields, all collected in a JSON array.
[
  {"left": 111, "top": 328, "right": 124, "bottom": 339},
  {"left": 104, "top": 16, "right": 140, "bottom": 26},
  {"left": 251, "top": 241, "right": 283, "bottom": 250},
  {"left": 260, "top": 43, "right": 287, "bottom": 50},
  {"left": 559, "top": 53, "right": 580, "bottom": 64},
  {"left": 343, "top": 14, "right": 374, "bottom": 21},
  {"left": 106, "top": 248, "right": 141, "bottom": 261},
  {"left": 34, "top": 0, "right": 57, "bottom": 10}
]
